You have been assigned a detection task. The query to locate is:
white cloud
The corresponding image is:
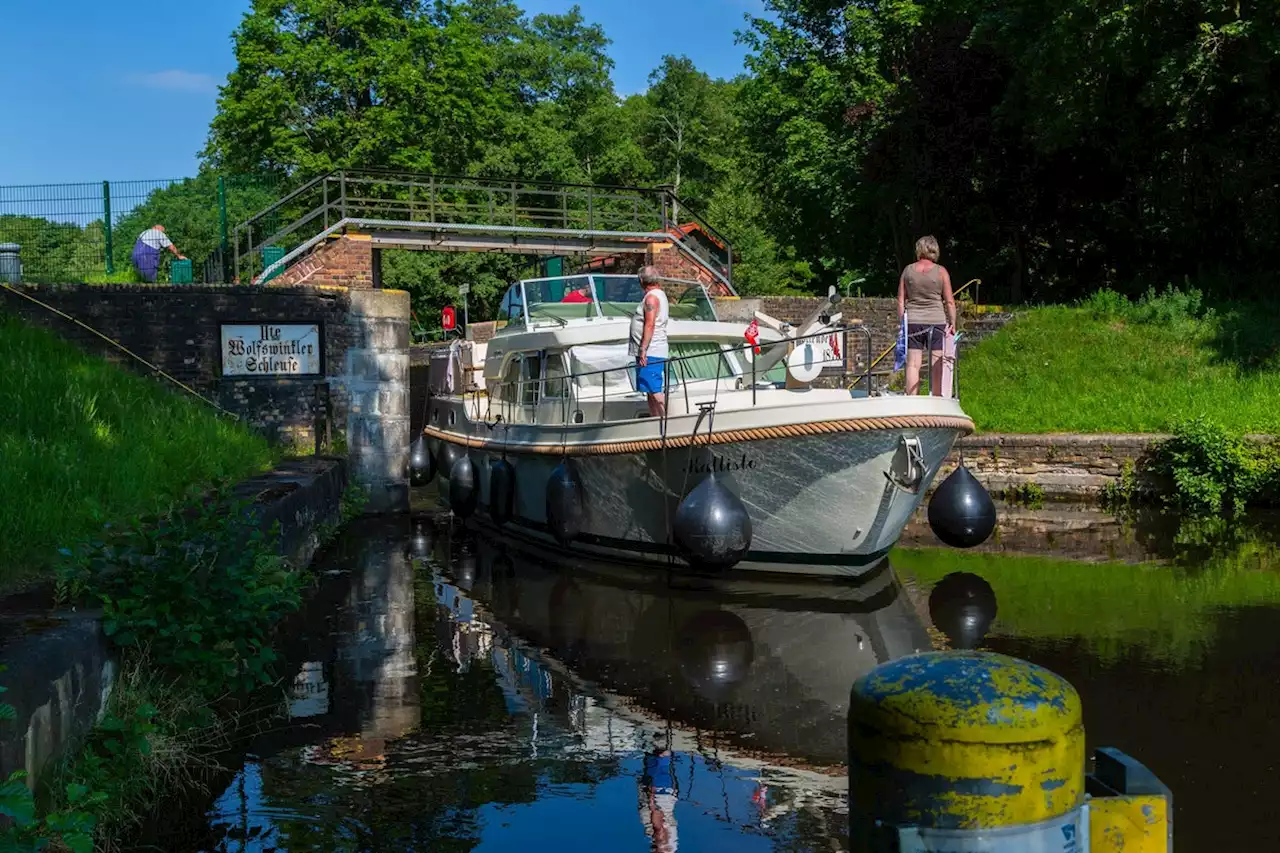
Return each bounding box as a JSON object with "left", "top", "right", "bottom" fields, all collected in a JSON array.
[{"left": 126, "top": 69, "right": 219, "bottom": 94}]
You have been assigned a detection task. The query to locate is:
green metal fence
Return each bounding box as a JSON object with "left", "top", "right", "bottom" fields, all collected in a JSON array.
[{"left": 0, "top": 174, "right": 282, "bottom": 284}]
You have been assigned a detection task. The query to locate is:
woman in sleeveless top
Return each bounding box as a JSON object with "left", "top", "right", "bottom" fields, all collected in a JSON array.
[{"left": 897, "top": 235, "right": 957, "bottom": 396}]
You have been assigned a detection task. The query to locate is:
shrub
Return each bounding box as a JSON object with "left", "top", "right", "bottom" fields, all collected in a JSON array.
[
  {"left": 59, "top": 491, "right": 307, "bottom": 697},
  {"left": 1132, "top": 285, "right": 1209, "bottom": 327},
  {"left": 1079, "top": 288, "right": 1131, "bottom": 320},
  {"left": 1153, "top": 418, "right": 1279, "bottom": 514},
  {"left": 1078, "top": 285, "right": 1208, "bottom": 327}
]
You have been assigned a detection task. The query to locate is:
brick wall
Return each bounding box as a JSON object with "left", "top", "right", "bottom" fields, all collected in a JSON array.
[
  {"left": 275, "top": 235, "right": 374, "bottom": 288},
  {"left": 713, "top": 296, "right": 1012, "bottom": 385},
  {"left": 1, "top": 283, "right": 410, "bottom": 512}
]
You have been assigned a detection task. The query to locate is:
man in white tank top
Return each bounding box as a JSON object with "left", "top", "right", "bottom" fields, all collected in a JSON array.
[{"left": 629, "top": 265, "right": 669, "bottom": 418}]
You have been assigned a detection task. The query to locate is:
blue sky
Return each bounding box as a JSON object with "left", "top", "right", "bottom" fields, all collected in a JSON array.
[{"left": 0, "top": 0, "right": 768, "bottom": 187}]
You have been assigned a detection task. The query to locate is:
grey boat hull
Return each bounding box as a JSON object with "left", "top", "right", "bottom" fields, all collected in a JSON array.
[{"left": 433, "top": 424, "right": 961, "bottom": 577}]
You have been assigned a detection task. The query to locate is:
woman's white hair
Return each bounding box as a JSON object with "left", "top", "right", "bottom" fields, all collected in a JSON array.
[{"left": 915, "top": 235, "right": 940, "bottom": 261}]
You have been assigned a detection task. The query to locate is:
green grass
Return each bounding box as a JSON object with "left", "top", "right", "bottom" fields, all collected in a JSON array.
[
  {"left": 0, "top": 315, "right": 277, "bottom": 594},
  {"left": 961, "top": 300, "right": 1280, "bottom": 434},
  {"left": 893, "top": 544, "right": 1280, "bottom": 666}
]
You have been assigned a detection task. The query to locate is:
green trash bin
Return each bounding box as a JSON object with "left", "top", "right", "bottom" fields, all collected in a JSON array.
[
  {"left": 261, "top": 246, "right": 285, "bottom": 282},
  {"left": 170, "top": 258, "right": 192, "bottom": 284}
]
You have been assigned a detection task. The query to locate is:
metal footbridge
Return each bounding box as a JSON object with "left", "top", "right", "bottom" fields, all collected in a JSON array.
[{"left": 232, "top": 170, "right": 735, "bottom": 293}]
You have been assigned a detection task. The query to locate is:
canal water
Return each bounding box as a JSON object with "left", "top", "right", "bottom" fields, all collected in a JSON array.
[{"left": 170, "top": 506, "right": 1280, "bottom": 851}]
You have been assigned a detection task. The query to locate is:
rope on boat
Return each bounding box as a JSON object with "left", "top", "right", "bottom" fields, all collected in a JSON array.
[{"left": 421, "top": 413, "right": 974, "bottom": 456}]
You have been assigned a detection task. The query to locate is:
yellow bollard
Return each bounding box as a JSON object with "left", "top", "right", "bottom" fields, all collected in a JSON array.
[{"left": 849, "top": 650, "right": 1087, "bottom": 851}]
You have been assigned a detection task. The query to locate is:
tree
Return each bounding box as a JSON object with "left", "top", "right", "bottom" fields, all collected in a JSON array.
[{"left": 643, "top": 56, "right": 735, "bottom": 214}]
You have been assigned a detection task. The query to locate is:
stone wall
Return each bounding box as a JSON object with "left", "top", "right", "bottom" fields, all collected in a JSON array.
[
  {"left": 0, "top": 284, "right": 409, "bottom": 512},
  {"left": 939, "top": 434, "right": 1163, "bottom": 500}
]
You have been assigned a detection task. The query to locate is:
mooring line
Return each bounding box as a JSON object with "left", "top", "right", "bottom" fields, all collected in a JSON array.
[{"left": 1, "top": 282, "right": 240, "bottom": 419}]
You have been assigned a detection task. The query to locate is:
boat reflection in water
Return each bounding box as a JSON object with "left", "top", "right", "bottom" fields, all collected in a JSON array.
[
  {"left": 431, "top": 517, "right": 934, "bottom": 849},
  {"left": 190, "top": 516, "right": 933, "bottom": 852},
  {"left": 439, "top": 522, "right": 933, "bottom": 772}
]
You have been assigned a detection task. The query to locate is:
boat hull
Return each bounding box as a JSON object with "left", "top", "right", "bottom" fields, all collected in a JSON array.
[{"left": 432, "top": 423, "right": 962, "bottom": 577}]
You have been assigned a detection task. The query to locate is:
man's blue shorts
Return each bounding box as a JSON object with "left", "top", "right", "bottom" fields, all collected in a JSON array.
[{"left": 636, "top": 357, "right": 667, "bottom": 394}]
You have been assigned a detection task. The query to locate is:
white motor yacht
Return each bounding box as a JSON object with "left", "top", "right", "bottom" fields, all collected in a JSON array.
[{"left": 420, "top": 274, "right": 974, "bottom": 577}]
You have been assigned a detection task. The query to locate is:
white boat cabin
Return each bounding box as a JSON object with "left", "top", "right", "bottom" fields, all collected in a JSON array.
[{"left": 471, "top": 274, "right": 790, "bottom": 426}]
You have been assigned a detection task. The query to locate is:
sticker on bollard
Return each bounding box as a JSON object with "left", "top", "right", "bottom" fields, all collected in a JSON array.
[{"left": 898, "top": 804, "right": 1088, "bottom": 853}]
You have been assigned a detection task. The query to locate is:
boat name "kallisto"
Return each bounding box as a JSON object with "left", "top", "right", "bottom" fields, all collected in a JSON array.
[{"left": 686, "top": 454, "right": 757, "bottom": 474}]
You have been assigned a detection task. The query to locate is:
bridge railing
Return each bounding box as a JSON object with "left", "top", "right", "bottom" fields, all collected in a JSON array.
[{"left": 232, "top": 169, "right": 733, "bottom": 287}]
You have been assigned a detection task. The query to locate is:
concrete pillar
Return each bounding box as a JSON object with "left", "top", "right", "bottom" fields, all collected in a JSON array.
[{"left": 343, "top": 289, "right": 411, "bottom": 513}]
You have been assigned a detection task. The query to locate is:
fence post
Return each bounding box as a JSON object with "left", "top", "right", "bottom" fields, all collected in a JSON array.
[
  {"left": 102, "top": 180, "right": 114, "bottom": 275},
  {"left": 217, "top": 176, "right": 229, "bottom": 255}
]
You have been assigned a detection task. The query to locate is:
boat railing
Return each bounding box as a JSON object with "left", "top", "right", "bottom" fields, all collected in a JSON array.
[{"left": 463, "top": 324, "right": 886, "bottom": 429}]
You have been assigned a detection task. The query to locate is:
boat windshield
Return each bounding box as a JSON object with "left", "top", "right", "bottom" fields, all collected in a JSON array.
[
  {"left": 593, "top": 275, "right": 719, "bottom": 322},
  {"left": 523, "top": 276, "right": 599, "bottom": 326},
  {"left": 497, "top": 274, "right": 719, "bottom": 332}
]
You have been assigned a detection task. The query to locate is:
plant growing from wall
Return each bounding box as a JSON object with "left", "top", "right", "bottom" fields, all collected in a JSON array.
[
  {"left": 59, "top": 491, "right": 308, "bottom": 697},
  {"left": 1153, "top": 418, "right": 1280, "bottom": 514}
]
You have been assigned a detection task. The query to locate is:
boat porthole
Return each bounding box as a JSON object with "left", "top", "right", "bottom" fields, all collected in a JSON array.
[
  {"left": 448, "top": 410, "right": 457, "bottom": 426},
  {"left": 431, "top": 408, "right": 439, "bottom": 425}
]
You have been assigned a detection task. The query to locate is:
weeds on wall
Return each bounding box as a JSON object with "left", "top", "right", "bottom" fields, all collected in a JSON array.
[
  {"left": 58, "top": 491, "right": 306, "bottom": 698},
  {"left": 1152, "top": 418, "right": 1280, "bottom": 514}
]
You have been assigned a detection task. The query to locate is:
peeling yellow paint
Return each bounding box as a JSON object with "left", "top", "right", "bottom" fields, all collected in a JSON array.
[{"left": 1089, "top": 795, "right": 1170, "bottom": 852}]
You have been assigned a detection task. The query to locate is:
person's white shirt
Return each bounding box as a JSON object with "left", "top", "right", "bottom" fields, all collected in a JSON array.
[
  {"left": 628, "top": 287, "right": 669, "bottom": 359},
  {"left": 137, "top": 228, "right": 173, "bottom": 250}
]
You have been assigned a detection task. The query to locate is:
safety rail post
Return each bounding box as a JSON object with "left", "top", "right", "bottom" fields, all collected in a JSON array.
[
  {"left": 339, "top": 170, "right": 348, "bottom": 219},
  {"left": 217, "top": 176, "right": 229, "bottom": 257},
  {"left": 102, "top": 180, "right": 114, "bottom": 275}
]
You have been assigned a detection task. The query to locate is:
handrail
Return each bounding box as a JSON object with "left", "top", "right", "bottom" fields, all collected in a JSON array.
[
  {"left": 866, "top": 278, "right": 981, "bottom": 372},
  {"left": 428, "top": 325, "right": 878, "bottom": 429},
  {"left": 231, "top": 168, "right": 734, "bottom": 289},
  {"left": 250, "top": 217, "right": 737, "bottom": 290}
]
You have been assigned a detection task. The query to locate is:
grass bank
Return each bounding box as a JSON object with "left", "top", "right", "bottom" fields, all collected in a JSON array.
[
  {"left": 0, "top": 314, "right": 277, "bottom": 594},
  {"left": 961, "top": 288, "right": 1280, "bottom": 434}
]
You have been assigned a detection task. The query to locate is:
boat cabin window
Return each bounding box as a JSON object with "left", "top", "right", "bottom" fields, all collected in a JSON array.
[
  {"left": 495, "top": 355, "right": 521, "bottom": 404},
  {"left": 668, "top": 341, "right": 735, "bottom": 384},
  {"left": 543, "top": 354, "right": 569, "bottom": 398},
  {"left": 520, "top": 354, "right": 543, "bottom": 406}
]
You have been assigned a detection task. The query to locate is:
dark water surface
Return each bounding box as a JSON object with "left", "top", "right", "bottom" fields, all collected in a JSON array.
[{"left": 172, "top": 510, "right": 1280, "bottom": 851}]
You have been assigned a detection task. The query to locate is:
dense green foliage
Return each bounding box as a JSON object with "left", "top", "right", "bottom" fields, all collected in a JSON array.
[
  {"left": 742, "top": 0, "right": 1280, "bottom": 302},
  {"left": 961, "top": 288, "right": 1280, "bottom": 435},
  {"left": 59, "top": 493, "right": 304, "bottom": 696},
  {"left": 0, "top": 315, "right": 276, "bottom": 592},
  {"left": 1152, "top": 419, "right": 1280, "bottom": 513},
  {"left": 200, "top": 0, "right": 811, "bottom": 313},
  {"left": 12, "top": 0, "right": 1280, "bottom": 305}
]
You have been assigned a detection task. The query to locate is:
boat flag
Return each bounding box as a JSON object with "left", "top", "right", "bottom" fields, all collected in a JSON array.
[
  {"left": 829, "top": 333, "right": 840, "bottom": 359},
  {"left": 745, "top": 318, "right": 761, "bottom": 354}
]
